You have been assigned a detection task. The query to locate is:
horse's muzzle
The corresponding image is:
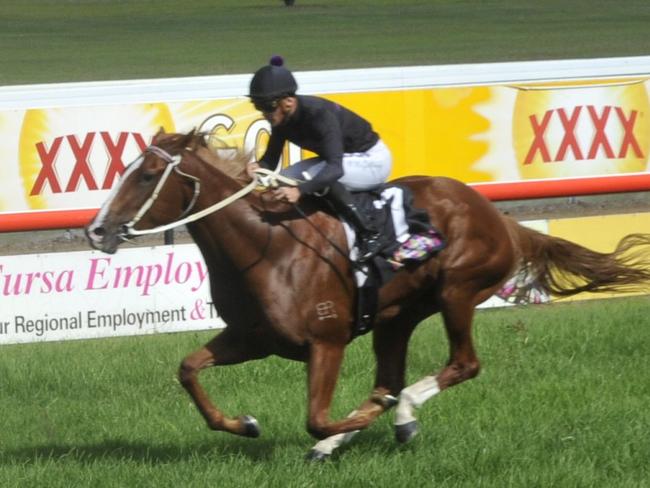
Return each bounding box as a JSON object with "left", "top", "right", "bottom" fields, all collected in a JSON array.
[{"left": 85, "top": 223, "right": 122, "bottom": 254}]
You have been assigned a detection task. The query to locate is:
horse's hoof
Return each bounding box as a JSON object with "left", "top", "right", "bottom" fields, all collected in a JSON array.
[
  {"left": 305, "top": 449, "right": 330, "bottom": 462},
  {"left": 395, "top": 421, "right": 419, "bottom": 443},
  {"left": 240, "top": 415, "right": 261, "bottom": 438}
]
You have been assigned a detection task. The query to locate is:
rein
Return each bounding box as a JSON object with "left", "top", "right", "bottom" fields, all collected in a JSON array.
[
  {"left": 122, "top": 143, "right": 367, "bottom": 274},
  {"left": 122, "top": 145, "right": 294, "bottom": 237}
]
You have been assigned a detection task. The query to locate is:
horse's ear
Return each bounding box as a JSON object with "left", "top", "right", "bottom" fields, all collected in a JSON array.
[
  {"left": 181, "top": 129, "right": 201, "bottom": 150},
  {"left": 151, "top": 127, "right": 166, "bottom": 144}
]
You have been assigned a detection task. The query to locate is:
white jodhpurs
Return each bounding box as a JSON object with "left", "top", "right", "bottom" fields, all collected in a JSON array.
[{"left": 281, "top": 139, "right": 392, "bottom": 191}]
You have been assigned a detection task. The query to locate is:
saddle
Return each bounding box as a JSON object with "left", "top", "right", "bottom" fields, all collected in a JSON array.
[{"left": 342, "top": 184, "right": 446, "bottom": 337}]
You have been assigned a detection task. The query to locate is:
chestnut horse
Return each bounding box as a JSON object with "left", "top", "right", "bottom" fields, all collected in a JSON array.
[{"left": 86, "top": 131, "right": 650, "bottom": 460}]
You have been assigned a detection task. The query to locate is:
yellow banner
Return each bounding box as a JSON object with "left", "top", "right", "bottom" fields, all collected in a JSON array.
[
  {"left": 326, "top": 79, "right": 650, "bottom": 182},
  {"left": 547, "top": 212, "right": 650, "bottom": 301},
  {"left": 1, "top": 78, "right": 649, "bottom": 216}
]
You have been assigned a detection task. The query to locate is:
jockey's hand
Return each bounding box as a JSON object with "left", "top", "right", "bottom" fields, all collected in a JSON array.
[
  {"left": 246, "top": 161, "right": 261, "bottom": 179},
  {"left": 272, "top": 186, "right": 301, "bottom": 203}
]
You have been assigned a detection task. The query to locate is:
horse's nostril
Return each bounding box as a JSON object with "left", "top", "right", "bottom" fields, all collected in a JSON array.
[{"left": 92, "top": 226, "right": 106, "bottom": 237}]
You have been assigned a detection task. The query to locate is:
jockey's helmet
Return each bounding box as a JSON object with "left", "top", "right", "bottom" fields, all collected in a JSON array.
[{"left": 249, "top": 56, "right": 297, "bottom": 102}]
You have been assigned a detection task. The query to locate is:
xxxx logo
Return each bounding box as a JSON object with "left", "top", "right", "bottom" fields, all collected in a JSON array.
[
  {"left": 30, "top": 131, "right": 148, "bottom": 196},
  {"left": 524, "top": 105, "right": 644, "bottom": 165}
]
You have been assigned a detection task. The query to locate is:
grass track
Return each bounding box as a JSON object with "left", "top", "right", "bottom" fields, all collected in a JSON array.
[
  {"left": 2, "top": 0, "right": 650, "bottom": 85},
  {"left": 1, "top": 297, "right": 649, "bottom": 486}
]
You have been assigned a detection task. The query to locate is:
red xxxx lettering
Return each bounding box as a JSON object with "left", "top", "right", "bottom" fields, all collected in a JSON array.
[
  {"left": 30, "top": 132, "right": 149, "bottom": 195},
  {"left": 523, "top": 105, "right": 644, "bottom": 165}
]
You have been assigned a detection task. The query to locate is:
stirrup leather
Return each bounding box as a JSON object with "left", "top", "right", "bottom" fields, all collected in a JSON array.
[{"left": 356, "top": 233, "right": 382, "bottom": 262}]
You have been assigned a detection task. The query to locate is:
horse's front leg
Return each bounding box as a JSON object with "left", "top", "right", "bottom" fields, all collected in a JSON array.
[
  {"left": 306, "top": 341, "right": 392, "bottom": 442},
  {"left": 306, "top": 316, "right": 416, "bottom": 460},
  {"left": 178, "top": 328, "right": 267, "bottom": 437},
  {"left": 306, "top": 387, "right": 397, "bottom": 461}
]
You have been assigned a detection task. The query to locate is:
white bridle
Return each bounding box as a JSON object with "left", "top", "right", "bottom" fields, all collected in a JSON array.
[{"left": 121, "top": 145, "right": 294, "bottom": 237}]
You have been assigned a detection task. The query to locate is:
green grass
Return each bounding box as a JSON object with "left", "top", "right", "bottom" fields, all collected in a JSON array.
[
  {"left": 2, "top": 0, "right": 650, "bottom": 85},
  {"left": 1, "top": 297, "right": 649, "bottom": 487}
]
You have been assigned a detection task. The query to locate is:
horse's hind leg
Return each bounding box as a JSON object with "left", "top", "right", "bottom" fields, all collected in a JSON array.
[
  {"left": 395, "top": 302, "right": 480, "bottom": 442},
  {"left": 178, "top": 328, "right": 267, "bottom": 437}
]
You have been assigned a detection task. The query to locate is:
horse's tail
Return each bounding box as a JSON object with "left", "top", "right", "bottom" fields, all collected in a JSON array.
[{"left": 505, "top": 217, "right": 650, "bottom": 297}]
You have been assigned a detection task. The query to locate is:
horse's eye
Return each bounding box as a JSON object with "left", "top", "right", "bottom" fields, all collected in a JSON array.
[{"left": 141, "top": 172, "right": 156, "bottom": 183}]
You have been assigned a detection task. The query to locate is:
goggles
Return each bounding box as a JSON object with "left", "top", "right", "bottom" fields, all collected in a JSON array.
[{"left": 252, "top": 98, "right": 280, "bottom": 113}]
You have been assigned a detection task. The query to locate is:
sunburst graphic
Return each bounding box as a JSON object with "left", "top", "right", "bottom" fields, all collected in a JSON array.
[
  {"left": 473, "top": 81, "right": 650, "bottom": 184},
  {"left": 325, "top": 88, "right": 493, "bottom": 182},
  {"left": 513, "top": 82, "right": 649, "bottom": 179},
  {"left": 471, "top": 86, "right": 521, "bottom": 181},
  {"left": 0, "top": 110, "right": 29, "bottom": 212},
  {"left": 19, "top": 103, "right": 174, "bottom": 210},
  {"left": 12, "top": 97, "right": 285, "bottom": 214}
]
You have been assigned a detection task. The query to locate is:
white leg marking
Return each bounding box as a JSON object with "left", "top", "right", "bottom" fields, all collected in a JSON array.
[
  {"left": 311, "top": 430, "right": 360, "bottom": 456},
  {"left": 395, "top": 375, "right": 440, "bottom": 426},
  {"left": 310, "top": 410, "right": 359, "bottom": 456}
]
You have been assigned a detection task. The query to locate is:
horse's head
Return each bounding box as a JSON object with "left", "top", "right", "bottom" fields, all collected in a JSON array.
[{"left": 86, "top": 130, "right": 202, "bottom": 254}]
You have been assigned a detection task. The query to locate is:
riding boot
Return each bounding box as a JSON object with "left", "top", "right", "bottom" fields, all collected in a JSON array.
[{"left": 325, "top": 182, "right": 383, "bottom": 262}]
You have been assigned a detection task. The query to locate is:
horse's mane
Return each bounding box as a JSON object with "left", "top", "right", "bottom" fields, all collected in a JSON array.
[
  {"left": 195, "top": 145, "right": 252, "bottom": 184},
  {"left": 153, "top": 130, "right": 253, "bottom": 184}
]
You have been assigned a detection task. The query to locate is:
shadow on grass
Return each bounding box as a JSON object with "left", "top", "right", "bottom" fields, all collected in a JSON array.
[
  {"left": 329, "top": 427, "right": 422, "bottom": 460},
  {"left": 0, "top": 426, "right": 422, "bottom": 465},
  {"left": 0, "top": 436, "right": 282, "bottom": 464}
]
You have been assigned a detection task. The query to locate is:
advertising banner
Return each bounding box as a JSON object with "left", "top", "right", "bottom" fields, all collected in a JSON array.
[
  {"left": 0, "top": 240, "right": 523, "bottom": 346},
  {"left": 330, "top": 79, "right": 650, "bottom": 197},
  {"left": 2, "top": 213, "right": 647, "bottom": 345},
  {"left": 0, "top": 244, "right": 223, "bottom": 345},
  {"left": 0, "top": 99, "right": 266, "bottom": 230},
  {"left": 1, "top": 65, "right": 649, "bottom": 231}
]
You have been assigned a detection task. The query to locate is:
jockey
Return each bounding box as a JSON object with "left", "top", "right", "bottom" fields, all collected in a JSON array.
[{"left": 246, "top": 56, "right": 393, "bottom": 262}]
